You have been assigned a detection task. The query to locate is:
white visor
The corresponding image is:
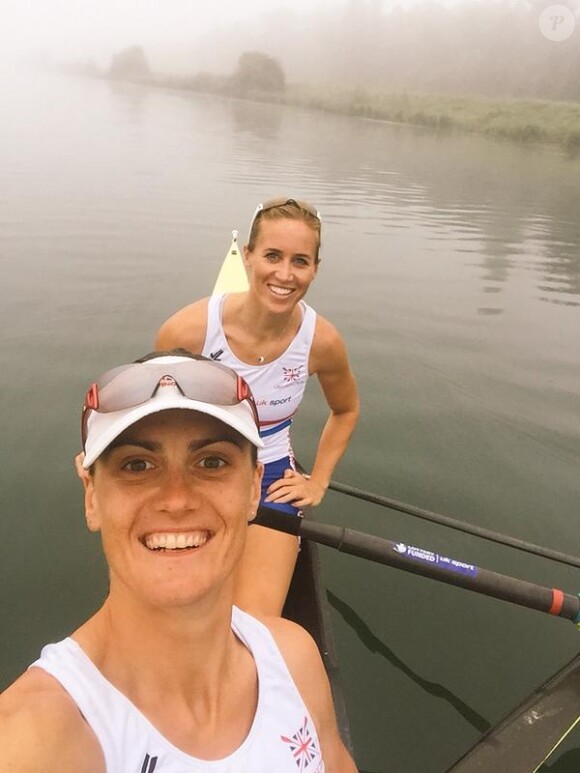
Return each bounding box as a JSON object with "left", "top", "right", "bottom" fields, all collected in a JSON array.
[{"left": 82, "top": 357, "right": 263, "bottom": 468}]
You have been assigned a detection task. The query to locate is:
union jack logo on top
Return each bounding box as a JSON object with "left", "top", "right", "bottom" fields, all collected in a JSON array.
[
  {"left": 283, "top": 366, "right": 303, "bottom": 383},
  {"left": 281, "top": 716, "right": 321, "bottom": 770}
]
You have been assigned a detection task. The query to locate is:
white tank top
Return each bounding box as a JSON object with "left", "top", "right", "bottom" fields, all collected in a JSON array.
[
  {"left": 30, "top": 607, "right": 325, "bottom": 773},
  {"left": 202, "top": 294, "right": 317, "bottom": 465}
]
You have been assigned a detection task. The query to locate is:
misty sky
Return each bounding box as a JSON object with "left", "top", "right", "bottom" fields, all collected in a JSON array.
[
  {"left": 7, "top": 0, "right": 576, "bottom": 98},
  {"left": 3, "top": 0, "right": 427, "bottom": 67},
  {"left": 4, "top": 0, "right": 325, "bottom": 62}
]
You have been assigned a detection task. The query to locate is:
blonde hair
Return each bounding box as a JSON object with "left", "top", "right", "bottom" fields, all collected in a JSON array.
[{"left": 247, "top": 198, "right": 322, "bottom": 262}]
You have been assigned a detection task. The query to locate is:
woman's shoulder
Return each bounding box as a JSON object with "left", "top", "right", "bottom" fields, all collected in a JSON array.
[
  {"left": 155, "top": 297, "right": 210, "bottom": 352},
  {"left": 309, "top": 313, "right": 350, "bottom": 374},
  {"left": 0, "top": 668, "right": 104, "bottom": 770},
  {"left": 312, "top": 313, "right": 345, "bottom": 349},
  {"left": 254, "top": 615, "right": 323, "bottom": 679}
]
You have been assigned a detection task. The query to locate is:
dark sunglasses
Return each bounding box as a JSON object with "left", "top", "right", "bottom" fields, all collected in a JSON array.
[{"left": 81, "top": 355, "right": 258, "bottom": 449}]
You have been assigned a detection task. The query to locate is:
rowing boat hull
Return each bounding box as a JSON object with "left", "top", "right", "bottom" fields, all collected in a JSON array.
[
  {"left": 283, "top": 538, "right": 354, "bottom": 753},
  {"left": 212, "top": 233, "right": 249, "bottom": 295},
  {"left": 447, "top": 651, "right": 580, "bottom": 772}
]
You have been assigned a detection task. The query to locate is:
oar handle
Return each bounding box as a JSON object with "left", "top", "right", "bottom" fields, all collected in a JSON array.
[
  {"left": 254, "top": 507, "right": 580, "bottom": 628},
  {"left": 326, "top": 479, "right": 580, "bottom": 570}
]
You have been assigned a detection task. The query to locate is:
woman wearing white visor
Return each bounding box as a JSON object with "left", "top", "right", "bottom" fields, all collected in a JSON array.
[{"left": 0, "top": 350, "right": 357, "bottom": 773}]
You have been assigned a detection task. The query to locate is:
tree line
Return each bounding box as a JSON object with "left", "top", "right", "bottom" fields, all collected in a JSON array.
[
  {"left": 200, "top": 0, "right": 580, "bottom": 103},
  {"left": 60, "top": 1, "right": 580, "bottom": 104}
]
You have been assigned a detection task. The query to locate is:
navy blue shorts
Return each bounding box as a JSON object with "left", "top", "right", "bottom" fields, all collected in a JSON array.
[{"left": 260, "top": 456, "right": 301, "bottom": 517}]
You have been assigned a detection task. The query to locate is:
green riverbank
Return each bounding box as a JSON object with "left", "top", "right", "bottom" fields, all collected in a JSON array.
[
  {"left": 276, "top": 84, "right": 580, "bottom": 151},
  {"left": 77, "top": 61, "right": 580, "bottom": 152}
]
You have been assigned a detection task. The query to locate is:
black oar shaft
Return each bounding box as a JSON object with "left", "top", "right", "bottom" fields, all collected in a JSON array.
[
  {"left": 255, "top": 507, "right": 580, "bottom": 624},
  {"left": 326, "top": 480, "right": 580, "bottom": 570},
  {"left": 304, "top": 523, "right": 578, "bottom": 620}
]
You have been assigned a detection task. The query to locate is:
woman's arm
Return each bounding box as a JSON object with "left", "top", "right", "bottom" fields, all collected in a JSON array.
[
  {"left": 0, "top": 671, "right": 105, "bottom": 772},
  {"left": 267, "top": 617, "right": 358, "bottom": 772},
  {"left": 154, "top": 298, "right": 209, "bottom": 353},
  {"left": 265, "top": 316, "right": 359, "bottom": 508}
]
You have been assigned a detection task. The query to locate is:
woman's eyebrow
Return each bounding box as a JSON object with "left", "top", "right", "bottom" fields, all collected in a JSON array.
[
  {"left": 108, "top": 435, "right": 245, "bottom": 452},
  {"left": 188, "top": 436, "right": 245, "bottom": 452},
  {"left": 107, "top": 438, "right": 160, "bottom": 452}
]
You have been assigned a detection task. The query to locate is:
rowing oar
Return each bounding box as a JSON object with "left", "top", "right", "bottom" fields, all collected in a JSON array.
[
  {"left": 324, "top": 479, "right": 580, "bottom": 570},
  {"left": 254, "top": 506, "right": 580, "bottom": 628}
]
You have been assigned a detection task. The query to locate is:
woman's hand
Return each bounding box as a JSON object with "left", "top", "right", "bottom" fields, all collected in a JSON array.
[{"left": 265, "top": 468, "right": 327, "bottom": 508}]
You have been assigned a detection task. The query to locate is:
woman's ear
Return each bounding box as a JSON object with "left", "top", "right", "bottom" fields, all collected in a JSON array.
[
  {"left": 83, "top": 471, "right": 101, "bottom": 533},
  {"left": 74, "top": 451, "right": 86, "bottom": 480},
  {"left": 243, "top": 244, "right": 252, "bottom": 268},
  {"left": 249, "top": 462, "right": 263, "bottom": 521},
  {"left": 74, "top": 451, "right": 93, "bottom": 498}
]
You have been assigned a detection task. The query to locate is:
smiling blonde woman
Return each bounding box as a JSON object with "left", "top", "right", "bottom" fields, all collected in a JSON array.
[{"left": 155, "top": 198, "right": 360, "bottom": 616}]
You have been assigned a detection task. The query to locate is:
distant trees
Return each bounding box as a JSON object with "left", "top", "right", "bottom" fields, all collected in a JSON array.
[
  {"left": 229, "top": 52, "right": 286, "bottom": 96},
  {"left": 173, "top": 51, "right": 287, "bottom": 98},
  {"left": 100, "top": 47, "right": 286, "bottom": 100},
  {"left": 109, "top": 46, "right": 152, "bottom": 82},
  {"left": 98, "top": 2, "right": 580, "bottom": 104},
  {"left": 198, "top": 0, "right": 580, "bottom": 103}
]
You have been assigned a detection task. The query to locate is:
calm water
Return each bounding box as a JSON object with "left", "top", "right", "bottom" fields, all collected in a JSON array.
[{"left": 1, "top": 67, "right": 579, "bottom": 772}]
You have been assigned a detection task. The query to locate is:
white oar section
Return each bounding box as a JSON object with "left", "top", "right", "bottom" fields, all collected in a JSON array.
[{"left": 212, "top": 230, "right": 249, "bottom": 295}]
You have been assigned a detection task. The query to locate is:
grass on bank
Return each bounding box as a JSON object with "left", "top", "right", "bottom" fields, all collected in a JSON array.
[
  {"left": 94, "top": 64, "right": 580, "bottom": 152},
  {"left": 267, "top": 83, "right": 580, "bottom": 151}
]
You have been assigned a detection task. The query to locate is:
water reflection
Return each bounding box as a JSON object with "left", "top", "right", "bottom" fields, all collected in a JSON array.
[
  {"left": 106, "top": 79, "right": 151, "bottom": 126},
  {"left": 224, "top": 106, "right": 580, "bottom": 309},
  {"left": 231, "top": 98, "right": 283, "bottom": 140},
  {"left": 542, "top": 749, "right": 580, "bottom": 772},
  {"left": 329, "top": 591, "right": 491, "bottom": 733}
]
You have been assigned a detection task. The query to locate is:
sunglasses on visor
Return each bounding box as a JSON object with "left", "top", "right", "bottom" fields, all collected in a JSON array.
[
  {"left": 81, "top": 356, "right": 258, "bottom": 449},
  {"left": 249, "top": 197, "right": 322, "bottom": 233}
]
